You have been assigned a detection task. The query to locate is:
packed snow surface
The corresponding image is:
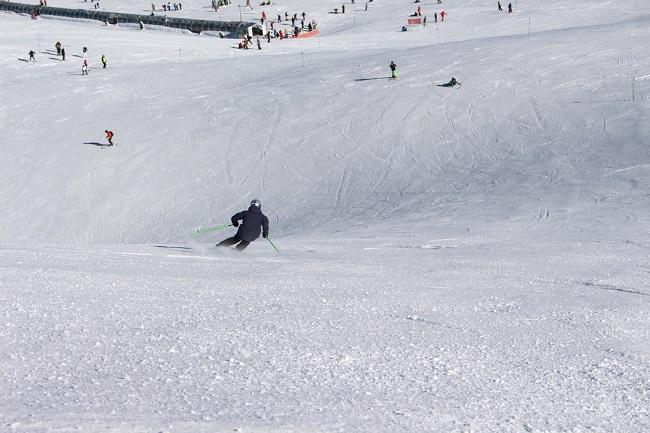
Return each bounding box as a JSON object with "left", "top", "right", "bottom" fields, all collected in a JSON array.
[{"left": 1, "top": 0, "right": 650, "bottom": 432}]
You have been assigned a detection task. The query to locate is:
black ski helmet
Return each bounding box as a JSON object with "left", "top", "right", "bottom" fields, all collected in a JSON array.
[{"left": 250, "top": 199, "right": 261, "bottom": 208}]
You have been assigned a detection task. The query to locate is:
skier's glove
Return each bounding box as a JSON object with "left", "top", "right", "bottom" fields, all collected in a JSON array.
[
  {"left": 232, "top": 222, "right": 239, "bottom": 227},
  {"left": 263, "top": 234, "right": 268, "bottom": 238}
]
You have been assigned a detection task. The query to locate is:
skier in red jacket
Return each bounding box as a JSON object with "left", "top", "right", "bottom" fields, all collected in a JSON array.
[{"left": 105, "top": 130, "right": 114, "bottom": 146}]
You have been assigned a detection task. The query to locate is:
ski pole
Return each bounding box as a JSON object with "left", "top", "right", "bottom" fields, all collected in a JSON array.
[
  {"left": 192, "top": 223, "right": 233, "bottom": 236},
  {"left": 266, "top": 237, "right": 280, "bottom": 253}
]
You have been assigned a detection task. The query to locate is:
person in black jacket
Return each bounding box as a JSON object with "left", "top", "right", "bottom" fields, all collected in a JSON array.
[
  {"left": 389, "top": 61, "right": 397, "bottom": 79},
  {"left": 217, "top": 199, "right": 269, "bottom": 251}
]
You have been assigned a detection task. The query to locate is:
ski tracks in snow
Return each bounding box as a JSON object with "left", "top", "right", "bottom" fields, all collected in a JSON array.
[
  {"left": 238, "top": 104, "right": 280, "bottom": 191},
  {"left": 334, "top": 118, "right": 363, "bottom": 214},
  {"left": 224, "top": 116, "right": 243, "bottom": 186}
]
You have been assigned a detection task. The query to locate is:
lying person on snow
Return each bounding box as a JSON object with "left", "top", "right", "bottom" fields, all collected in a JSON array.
[{"left": 438, "top": 77, "right": 461, "bottom": 87}]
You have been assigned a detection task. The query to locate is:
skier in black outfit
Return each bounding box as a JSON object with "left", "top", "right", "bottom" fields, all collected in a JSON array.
[
  {"left": 438, "top": 77, "right": 460, "bottom": 87},
  {"left": 217, "top": 199, "right": 269, "bottom": 251}
]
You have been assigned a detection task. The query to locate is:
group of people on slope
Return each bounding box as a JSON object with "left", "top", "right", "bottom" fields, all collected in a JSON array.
[
  {"left": 152, "top": 2, "right": 182, "bottom": 12},
  {"left": 27, "top": 42, "right": 107, "bottom": 72},
  {"left": 497, "top": 1, "right": 514, "bottom": 13}
]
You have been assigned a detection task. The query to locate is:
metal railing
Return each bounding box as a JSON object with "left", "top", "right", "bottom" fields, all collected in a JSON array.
[{"left": 0, "top": 1, "right": 252, "bottom": 35}]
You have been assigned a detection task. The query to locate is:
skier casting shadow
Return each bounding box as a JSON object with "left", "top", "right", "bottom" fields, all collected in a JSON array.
[
  {"left": 354, "top": 77, "right": 391, "bottom": 82},
  {"left": 217, "top": 199, "right": 269, "bottom": 252}
]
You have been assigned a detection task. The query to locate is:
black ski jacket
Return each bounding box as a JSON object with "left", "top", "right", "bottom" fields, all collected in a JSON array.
[{"left": 231, "top": 205, "right": 269, "bottom": 242}]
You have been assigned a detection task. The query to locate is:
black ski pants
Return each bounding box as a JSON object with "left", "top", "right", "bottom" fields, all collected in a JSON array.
[{"left": 217, "top": 235, "right": 250, "bottom": 251}]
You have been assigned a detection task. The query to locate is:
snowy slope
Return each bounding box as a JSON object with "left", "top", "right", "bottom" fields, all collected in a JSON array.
[
  {"left": 1, "top": 241, "right": 649, "bottom": 433},
  {"left": 2, "top": 2, "right": 649, "bottom": 243},
  {"left": 1, "top": 1, "right": 650, "bottom": 432}
]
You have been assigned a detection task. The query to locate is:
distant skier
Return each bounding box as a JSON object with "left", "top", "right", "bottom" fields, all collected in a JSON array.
[
  {"left": 498, "top": 1, "right": 502, "bottom": 11},
  {"left": 82, "top": 64, "right": 88, "bottom": 75},
  {"left": 439, "top": 77, "right": 460, "bottom": 87},
  {"left": 28, "top": 50, "right": 36, "bottom": 61},
  {"left": 105, "top": 129, "right": 114, "bottom": 146},
  {"left": 217, "top": 199, "right": 269, "bottom": 251},
  {"left": 55, "top": 41, "right": 61, "bottom": 55},
  {"left": 61, "top": 47, "right": 66, "bottom": 61},
  {"left": 440, "top": 10, "right": 446, "bottom": 21},
  {"left": 389, "top": 61, "right": 397, "bottom": 79},
  {"left": 508, "top": 2, "right": 512, "bottom": 13},
  {"left": 101, "top": 54, "right": 107, "bottom": 68},
  {"left": 257, "top": 37, "right": 262, "bottom": 50}
]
